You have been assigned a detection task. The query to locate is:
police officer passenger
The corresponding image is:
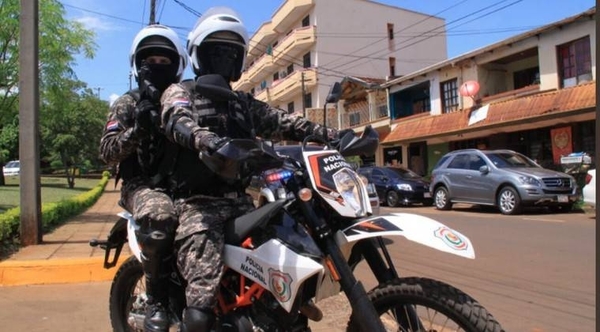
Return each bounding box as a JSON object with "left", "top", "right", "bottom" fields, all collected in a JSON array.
[
  {"left": 154, "top": 7, "right": 339, "bottom": 332},
  {"left": 99, "top": 24, "right": 188, "bottom": 332}
]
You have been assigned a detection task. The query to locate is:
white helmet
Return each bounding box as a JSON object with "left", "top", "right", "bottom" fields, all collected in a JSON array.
[
  {"left": 129, "top": 24, "right": 188, "bottom": 82},
  {"left": 187, "top": 7, "right": 249, "bottom": 81}
]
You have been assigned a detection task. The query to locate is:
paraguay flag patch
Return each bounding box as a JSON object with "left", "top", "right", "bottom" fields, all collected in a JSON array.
[
  {"left": 105, "top": 120, "right": 119, "bottom": 131},
  {"left": 172, "top": 98, "right": 191, "bottom": 107}
]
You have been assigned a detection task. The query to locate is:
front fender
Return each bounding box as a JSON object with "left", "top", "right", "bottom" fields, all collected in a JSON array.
[
  {"left": 118, "top": 211, "right": 142, "bottom": 261},
  {"left": 335, "top": 213, "right": 475, "bottom": 259}
]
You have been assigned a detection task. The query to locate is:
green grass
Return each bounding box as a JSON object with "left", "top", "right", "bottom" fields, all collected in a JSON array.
[{"left": 0, "top": 177, "right": 102, "bottom": 213}]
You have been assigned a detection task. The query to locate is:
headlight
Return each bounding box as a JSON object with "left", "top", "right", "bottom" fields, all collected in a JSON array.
[
  {"left": 333, "top": 169, "right": 367, "bottom": 217},
  {"left": 397, "top": 183, "right": 413, "bottom": 191},
  {"left": 518, "top": 176, "right": 541, "bottom": 186}
]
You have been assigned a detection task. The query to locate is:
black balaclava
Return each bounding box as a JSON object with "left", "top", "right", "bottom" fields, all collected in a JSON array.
[{"left": 135, "top": 36, "right": 180, "bottom": 92}]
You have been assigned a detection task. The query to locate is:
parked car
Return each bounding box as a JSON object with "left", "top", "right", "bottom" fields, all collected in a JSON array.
[
  {"left": 2, "top": 160, "right": 20, "bottom": 177},
  {"left": 358, "top": 166, "right": 432, "bottom": 207},
  {"left": 430, "top": 149, "right": 579, "bottom": 215},
  {"left": 582, "top": 169, "right": 595, "bottom": 209},
  {"left": 247, "top": 145, "right": 380, "bottom": 215}
]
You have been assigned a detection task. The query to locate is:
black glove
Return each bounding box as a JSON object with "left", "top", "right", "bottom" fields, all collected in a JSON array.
[
  {"left": 206, "top": 135, "right": 231, "bottom": 153},
  {"left": 133, "top": 100, "right": 157, "bottom": 136}
]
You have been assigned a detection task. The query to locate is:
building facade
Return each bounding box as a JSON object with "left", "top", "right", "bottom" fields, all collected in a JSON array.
[
  {"left": 233, "top": 0, "right": 448, "bottom": 118},
  {"left": 345, "top": 8, "right": 596, "bottom": 176}
]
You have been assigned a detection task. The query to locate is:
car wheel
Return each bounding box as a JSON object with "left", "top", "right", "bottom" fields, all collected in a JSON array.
[
  {"left": 434, "top": 187, "right": 452, "bottom": 210},
  {"left": 386, "top": 190, "right": 400, "bottom": 207},
  {"left": 497, "top": 186, "right": 522, "bottom": 215}
]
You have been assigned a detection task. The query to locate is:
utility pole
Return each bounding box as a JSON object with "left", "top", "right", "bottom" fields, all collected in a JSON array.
[
  {"left": 149, "top": 0, "right": 156, "bottom": 24},
  {"left": 19, "top": 0, "right": 42, "bottom": 245},
  {"left": 129, "top": 72, "right": 132, "bottom": 90},
  {"left": 301, "top": 71, "right": 306, "bottom": 117}
]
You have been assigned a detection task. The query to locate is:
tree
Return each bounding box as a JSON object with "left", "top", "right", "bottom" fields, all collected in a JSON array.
[
  {"left": 42, "top": 80, "right": 108, "bottom": 188},
  {"left": 0, "top": 0, "right": 97, "bottom": 185}
]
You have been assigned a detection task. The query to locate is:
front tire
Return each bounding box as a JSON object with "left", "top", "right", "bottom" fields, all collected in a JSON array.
[
  {"left": 109, "top": 256, "right": 146, "bottom": 332},
  {"left": 497, "top": 186, "right": 521, "bottom": 215},
  {"left": 347, "top": 277, "right": 505, "bottom": 332},
  {"left": 386, "top": 190, "right": 400, "bottom": 207},
  {"left": 434, "top": 186, "right": 452, "bottom": 210}
]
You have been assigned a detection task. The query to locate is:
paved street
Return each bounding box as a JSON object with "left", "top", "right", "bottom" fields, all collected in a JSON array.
[{"left": 0, "top": 205, "right": 595, "bottom": 332}]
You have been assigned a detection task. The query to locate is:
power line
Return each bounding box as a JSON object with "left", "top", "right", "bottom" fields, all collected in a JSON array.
[
  {"left": 321, "top": 0, "right": 471, "bottom": 69},
  {"left": 330, "top": 0, "right": 524, "bottom": 73},
  {"left": 172, "top": 0, "right": 202, "bottom": 17}
]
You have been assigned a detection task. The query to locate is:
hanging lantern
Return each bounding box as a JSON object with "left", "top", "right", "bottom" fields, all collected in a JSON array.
[{"left": 459, "top": 80, "right": 480, "bottom": 98}]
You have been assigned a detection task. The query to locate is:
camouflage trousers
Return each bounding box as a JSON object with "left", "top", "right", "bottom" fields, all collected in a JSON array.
[
  {"left": 174, "top": 194, "right": 254, "bottom": 309},
  {"left": 120, "top": 178, "right": 177, "bottom": 234}
]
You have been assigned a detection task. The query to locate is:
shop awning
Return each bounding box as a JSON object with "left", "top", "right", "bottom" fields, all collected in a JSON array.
[{"left": 382, "top": 81, "right": 596, "bottom": 144}]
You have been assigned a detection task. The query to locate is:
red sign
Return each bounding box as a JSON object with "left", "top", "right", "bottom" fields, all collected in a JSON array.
[{"left": 550, "top": 126, "right": 572, "bottom": 164}]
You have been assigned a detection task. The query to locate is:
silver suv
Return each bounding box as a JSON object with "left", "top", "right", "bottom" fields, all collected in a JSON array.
[{"left": 430, "top": 149, "right": 579, "bottom": 215}]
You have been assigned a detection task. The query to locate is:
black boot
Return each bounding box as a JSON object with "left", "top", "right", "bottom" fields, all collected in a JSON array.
[
  {"left": 138, "top": 229, "right": 174, "bottom": 332},
  {"left": 144, "top": 275, "right": 170, "bottom": 332},
  {"left": 180, "top": 307, "right": 215, "bottom": 332}
]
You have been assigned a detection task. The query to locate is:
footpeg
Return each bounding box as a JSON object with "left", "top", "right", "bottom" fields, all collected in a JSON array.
[{"left": 300, "top": 301, "right": 323, "bottom": 322}]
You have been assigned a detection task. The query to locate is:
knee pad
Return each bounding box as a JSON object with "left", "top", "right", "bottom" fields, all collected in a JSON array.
[
  {"left": 136, "top": 228, "right": 174, "bottom": 257},
  {"left": 182, "top": 307, "right": 215, "bottom": 332}
]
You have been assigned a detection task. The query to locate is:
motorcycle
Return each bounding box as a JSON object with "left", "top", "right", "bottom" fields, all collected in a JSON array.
[{"left": 90, "top": 76, "right": 504, "bottom": 332}]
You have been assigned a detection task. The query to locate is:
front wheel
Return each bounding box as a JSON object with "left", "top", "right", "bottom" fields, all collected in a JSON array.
[
  {"left": 347, "top": 277, "right": 505, "bottom": 332},
  {"left": 109, "top": 256, "right": 146, "bottom": 332}
]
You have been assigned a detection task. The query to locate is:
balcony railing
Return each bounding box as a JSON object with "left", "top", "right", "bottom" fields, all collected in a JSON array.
[
  {"left": 272, "top": 0, "right": 314, "bottom": 33},
  {"left": 273, "top": 26, "right": 316, "bottom": 65},
  {"left": 341, "top": 103, "right": 389, "bottom": 129},
  {"left": 270, "top": 68, "right": 316, "bottom": 102},
  {"left": 246, "top": 53, "right": 276, "bottom": 84}
]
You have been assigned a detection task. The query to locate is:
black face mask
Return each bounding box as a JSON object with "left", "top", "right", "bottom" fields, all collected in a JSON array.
[
  {"left": 200, "top": 44, "right": 240, "bottom": 81},
  {"left": 139, "top": 63, "right": 179, "bottom": 92}
]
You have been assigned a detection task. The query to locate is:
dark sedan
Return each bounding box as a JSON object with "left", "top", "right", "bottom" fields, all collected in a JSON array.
[{"left": 358, "top": 166, "right": 433, "bottom": 207}]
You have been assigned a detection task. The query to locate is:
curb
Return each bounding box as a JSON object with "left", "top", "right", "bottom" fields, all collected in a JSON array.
[{"left": 0, "top": 258, "right": 123, "bottom": 287}]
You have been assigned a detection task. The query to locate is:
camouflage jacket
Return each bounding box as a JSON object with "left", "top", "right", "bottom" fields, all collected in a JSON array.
[
  {"left": 157, "top": 81, "right": 337, "bottom": 194},
  {"left": 99, "top": 91, "right": 164, "bottom": 182}
]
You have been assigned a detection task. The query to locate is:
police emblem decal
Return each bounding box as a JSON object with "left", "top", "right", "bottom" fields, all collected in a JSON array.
[
  {"left": 434, "top": 226, "right": 468, "bottom": 251},
  {"left": 268, "top": 268, "right": 293, "bottom": 302}
]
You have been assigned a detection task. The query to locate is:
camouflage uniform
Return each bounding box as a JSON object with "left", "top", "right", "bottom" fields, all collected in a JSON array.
[
  {"left": 159, "top": 82, "right": 335, "bottom": 310},
  {"left": 99, "top": 93, "right": 176, "bottom": 231}
]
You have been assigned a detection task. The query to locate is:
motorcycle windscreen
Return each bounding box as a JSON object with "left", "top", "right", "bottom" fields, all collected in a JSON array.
[{"left": 303, "top": 150, "right": 372, "bottom": 218}]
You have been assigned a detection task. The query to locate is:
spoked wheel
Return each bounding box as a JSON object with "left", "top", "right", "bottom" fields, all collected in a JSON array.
[
  {"left": 109, "top": 256, "right": 147, "bottom": 332},
  {"left": 386, "top": 191, "right": 400, "bottom": 207},
  {"left": 347, "top": 277, "right": 505, "bottom": 332}
]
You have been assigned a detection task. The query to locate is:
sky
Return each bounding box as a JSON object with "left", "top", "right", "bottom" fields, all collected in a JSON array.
[{"left": 61, "top": 0, "right": 595, "bottom": 104}]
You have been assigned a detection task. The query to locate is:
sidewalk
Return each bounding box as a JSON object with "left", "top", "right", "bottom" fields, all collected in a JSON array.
[{"left": 0, "top": 179, "right": 126, "bottom": 286}]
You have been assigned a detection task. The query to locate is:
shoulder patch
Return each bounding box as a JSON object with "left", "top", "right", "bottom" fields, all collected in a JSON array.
[
  {"left": 172, "top": 98, "right": 191, "bottom": 107},
  {"left": 105, "top": 120, "right": 119, "bottom": 131}
]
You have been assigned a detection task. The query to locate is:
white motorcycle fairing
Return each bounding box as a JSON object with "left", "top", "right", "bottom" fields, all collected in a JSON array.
[
  {"left": 224, "top": 239, "right": 324, "bottom": 312},
  {"left": 336, "top": 213, "right": 475, "bottom": 259},
  {"left": 118, "top": 211, "right": 142, "bottom": 261}
]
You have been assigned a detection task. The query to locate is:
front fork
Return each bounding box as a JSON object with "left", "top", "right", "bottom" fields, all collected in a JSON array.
[
  {"left": 295, "top": 197, "right": 386, "bottom": 332},
  {"left": 352, "top": 238, "right": 425, "bottom": 330}
]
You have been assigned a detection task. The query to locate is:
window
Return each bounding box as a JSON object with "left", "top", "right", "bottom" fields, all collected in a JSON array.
[
  {"left": 260, "top": 80, "right": 267, "bottom": 89},
  {"left": 389, "top": 57, "right": 396, "bottom": 77},
  {"left": 513, "top": 67, "right": 540, "bottom": 89},
  {"left": 303, "top": 52, "right": 311, "bottom": 68},
  {"left": 440, "top": 78, "right": 459, "bottom": 113},
  {"left": 557, "top": 36, "right": 592, "bottom": 87},
  {"left": 303, "top": 93, "right": 312, "bottom": 108},
  {"left": 287, "top": 64, "right": 294, "bottom": 75},
  {"left": 387, "top": 23, "right": 394, "bottom": 40},
  {"left": 377, "top": 105, "right": 388, "bottom": 118},
  {"left": 250, "top": 88, "right": 255, "bottom": 95},
  {"left": 447, "top": 154, "right": 470, "bottom": 169},
  {"left": 273, "top": 72, "right": 279, "bottom": 81},
  {"left": 266, "top": 45, "right": 273, "bottom": 55},
  {"left": 287, "top": 102, "right": 294, "bottom": 114},
  {"left": 302, "top": 15, "right": 310, "bottom": 27},
  {"left": 468, "top": 155, "right": 486, "bottom": 171},
  {"left": 349, "top": 112, "right": 360, "bottom": 126}
]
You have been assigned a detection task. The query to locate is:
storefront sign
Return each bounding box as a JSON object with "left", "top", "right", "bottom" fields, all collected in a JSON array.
[{"left": 550, "top": 126, "right": 572, "bottom": 164}]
